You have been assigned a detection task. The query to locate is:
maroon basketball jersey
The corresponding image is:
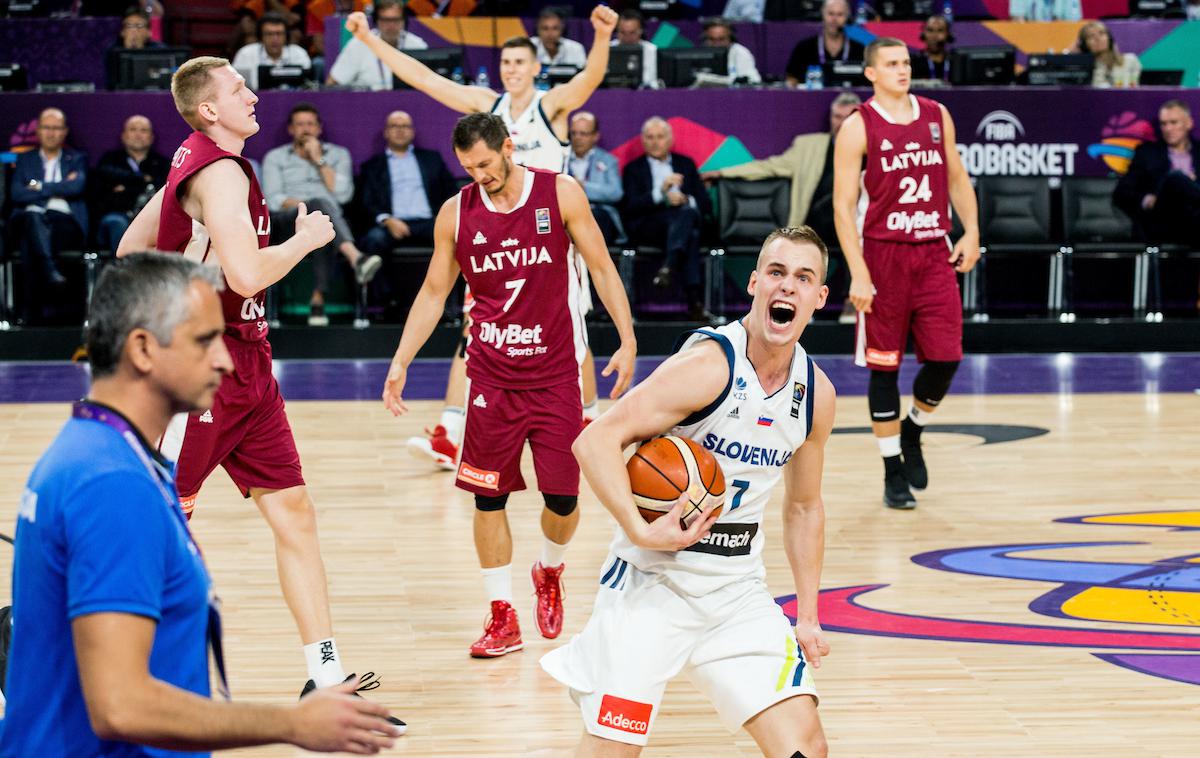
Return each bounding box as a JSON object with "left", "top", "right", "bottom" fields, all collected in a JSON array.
[
  {"left": 859, "top": 94, "right": 951, "bottom": 244},
  {"left": 455, "top": 167, "right": 584, "bottom": 389},
  {"left": 157, "top": 131, "right": 271, "bottom": 343}
]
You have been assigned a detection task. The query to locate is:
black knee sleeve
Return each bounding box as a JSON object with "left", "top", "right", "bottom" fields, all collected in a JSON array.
[
  {"left": 867, "top": 369, "right": 901, "bottom": 423},
  {"left": 474, "top": 493, "right": 509, "bottom": 512},
  {"left": 790, "top": 753, "right": 808, "bottom": 758},
  {"left": 542, "top": 493, "right": 578, "bottom": 517},
  {"left": 913, "top": 360, "right": 959, "bottom": 407}
]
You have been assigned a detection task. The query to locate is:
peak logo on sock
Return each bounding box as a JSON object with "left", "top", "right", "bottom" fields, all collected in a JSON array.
[{"left": 598, "top": 695, "right": 652, "bottom": 735}]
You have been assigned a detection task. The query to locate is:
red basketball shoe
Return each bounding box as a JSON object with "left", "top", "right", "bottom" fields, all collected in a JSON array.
[
  {"left": 406, "top": 425, "right": 458, "bottom": 471},
  {"left": 531, "top": 561, "right": 566, "bottom": 639},
  {"left": 469, "top": 600, "right": 523, "bottom": 658}
]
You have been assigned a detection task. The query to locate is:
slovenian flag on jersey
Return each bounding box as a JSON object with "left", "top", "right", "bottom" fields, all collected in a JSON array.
[{"left": 757, "top": 416, "right": 774, "bottom": 427}]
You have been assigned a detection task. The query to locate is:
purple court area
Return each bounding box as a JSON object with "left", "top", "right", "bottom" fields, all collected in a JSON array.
[{"left": 2, "top": 353, "right": 1199, "bottom": 404}]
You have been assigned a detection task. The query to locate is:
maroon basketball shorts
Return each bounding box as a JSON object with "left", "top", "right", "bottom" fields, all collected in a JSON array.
[
  {"left": 855, "top": 237, "right": 963, "bottom": 372},
  {"left": 456, "top": 378, "right": 583, "bottom": 497},
  {"left": 162, "top": 337, "right": 304, "bottom": 508}
]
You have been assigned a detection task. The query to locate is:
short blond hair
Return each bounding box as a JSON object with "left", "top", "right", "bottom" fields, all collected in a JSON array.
[
  {"left": 172, "top": 56, "right": 230, "bottom": 130},
  {"left": 757, "top": 226, "right": 829, "bottom": 282}
]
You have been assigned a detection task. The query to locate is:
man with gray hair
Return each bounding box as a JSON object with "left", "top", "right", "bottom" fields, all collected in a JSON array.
[
  {"left": 0, "top": 254, "right": 402, "bottom": 757},
  {"left": 622, "top": 116, "right": 713, "bottom": 321}
]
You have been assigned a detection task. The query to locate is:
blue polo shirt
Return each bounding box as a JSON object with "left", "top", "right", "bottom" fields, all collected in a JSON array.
[{"left": 0, "top": 406, "right": 212, "bottom": 758}]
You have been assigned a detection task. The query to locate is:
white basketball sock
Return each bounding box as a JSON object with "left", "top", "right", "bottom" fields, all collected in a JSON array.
[
  {"left": 540, "top": 538, "right": 568, "bottom": 569},
  {"left": 877, "top": 434, "right": 902, "bottom": 458},
  {"left": 582, "top": 400, "right": 600, "bottom": 421},
  {"left": 441, "top": 406, "right": 465, "bottom": 445},
  {"left": 908, "top": 406, "right": 931, "bottom": 426},
  {"left": 303, "top": 637, "right": 347, "bottom": 688},
  {"left": 481, "top": 564, "right": 513, "bottom": 603}
]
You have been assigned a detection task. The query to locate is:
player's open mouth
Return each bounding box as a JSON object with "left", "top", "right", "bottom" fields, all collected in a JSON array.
[{"left": 769, "top": 301, "right": 795, "bottom": 326}]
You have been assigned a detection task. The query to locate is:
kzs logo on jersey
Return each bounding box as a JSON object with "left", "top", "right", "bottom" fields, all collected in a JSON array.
[
  {"left": 535, "top": 207, "right": 551, "bottom": 234},
  {"left": 171, "top": 146, "right": 192, "bottom": 169}
]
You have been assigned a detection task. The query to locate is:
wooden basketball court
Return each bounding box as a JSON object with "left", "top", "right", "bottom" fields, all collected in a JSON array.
[{"left": 0, "top": 389, "right": 1197, "bottom": 756}]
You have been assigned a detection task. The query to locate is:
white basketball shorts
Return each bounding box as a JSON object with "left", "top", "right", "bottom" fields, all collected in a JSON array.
[{"left": 540, "top": 554, "right": 818, "bottom": 747}]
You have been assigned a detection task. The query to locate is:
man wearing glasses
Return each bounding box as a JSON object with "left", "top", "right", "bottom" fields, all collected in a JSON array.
[
  {"left": 700, "top": 18, "right": 761, "bottom": 85},
  {"left": 327, "top": 0, "right": 427, "bottom": 90},
  {"left": 105, "top": 6, "right": 164, "bottom": 90}
]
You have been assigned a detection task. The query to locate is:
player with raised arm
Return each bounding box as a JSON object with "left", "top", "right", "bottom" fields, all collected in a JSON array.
[
  {"left": 116, "top": 57, "right": 405, "bottom": 727},
  {"left": 832, "top": 37, "right": 980, "bottom": 510},
  {"left": 382, "top": 113, "right": 636, "bottom": 657},
  {"left": 542, "top": 226, "right": 835, "bottom": 757},
  {"left": 345, "top": 6, "right": 619, "bottom": 470}
]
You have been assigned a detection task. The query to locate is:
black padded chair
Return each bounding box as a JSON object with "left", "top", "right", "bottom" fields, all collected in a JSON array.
[
  {"left": 1060, "top": 176, "right": 1155, "bottom": 319},
  {"left": 710, "top": 177, "right": 791, "bottom": 319},
  {"left": 974, "top": 176, "right": 1064, "bottom": 320}
]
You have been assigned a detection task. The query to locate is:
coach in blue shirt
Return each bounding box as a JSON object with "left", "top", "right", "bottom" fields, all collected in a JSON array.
[{"left": 0, "top": 254, "right": 401, "bottom": 757}]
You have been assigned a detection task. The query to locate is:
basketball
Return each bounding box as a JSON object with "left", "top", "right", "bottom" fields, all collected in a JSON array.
[{"left": 627, "top": 435, "right": 726, "bottom": 528}]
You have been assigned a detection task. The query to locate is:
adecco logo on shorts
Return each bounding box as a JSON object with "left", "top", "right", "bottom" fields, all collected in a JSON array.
[
  {"left": 457, "top": 462, "right": 499, "bottom": 490},
  {"left": 598, "top": 695, "right": 652, "bottom": 735}
]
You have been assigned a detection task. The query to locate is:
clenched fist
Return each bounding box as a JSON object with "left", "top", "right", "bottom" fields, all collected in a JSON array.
[
  {"left": 345, "top": 12, "right": 370, "bottom": 41},
  {"left": 590, "top": 4, "right": 618, "bottom": 37},
  {"left": 294, "top": 202, "right": 335, "bottom": 251}
]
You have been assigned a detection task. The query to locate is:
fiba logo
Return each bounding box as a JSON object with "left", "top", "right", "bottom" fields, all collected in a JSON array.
[
  {"left": 975, "top": 111, "right": 1025, "bottom": 142},
  {"left": 957, "top": 109, "right": 1078, "bottom": 177}
]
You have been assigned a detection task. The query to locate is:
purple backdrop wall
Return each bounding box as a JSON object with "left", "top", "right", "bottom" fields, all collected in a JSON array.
[{"left": 2, "top": 88, "right": 1198, "bottom": 179}]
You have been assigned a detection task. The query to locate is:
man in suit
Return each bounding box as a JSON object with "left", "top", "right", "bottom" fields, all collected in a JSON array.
[
  {"left": 567, "top": 111, "right": 624, "bottom": 245},
  {"left": 9, "top": 107, "right": 88, "bottom": 321},
  {"left": 622, "top": 116, "right": 714, "bottom": 321},
  {"left": 357, "top": 110, "right": 456, "bottom": 318},
  {"left": 91, "top": 115, "right": 170, "bottom": 255},
  {"left": 1114, "top": 99, "right": 1200, "bottom": 247}
]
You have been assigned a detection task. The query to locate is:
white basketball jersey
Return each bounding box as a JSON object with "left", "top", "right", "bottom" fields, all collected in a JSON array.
[
  {"left": 491, "top": 91, "right": 568, "bottom": 174},
  {"left": 609, "top": 320, "right": 817, "bottom": 596}
]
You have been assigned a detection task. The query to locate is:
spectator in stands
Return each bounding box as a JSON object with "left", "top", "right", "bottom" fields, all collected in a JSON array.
[
  {"left": 703, "top": 92, "right": 860, "bottom": 320},
  {"left": 91, "top": 115, "right": 169, "bottom": 255},
  {"left": 262, "top": 102, "right": 381, "bottom": 326},
  {"left": 104, "top": 6, "right": 164, "bottom": 90},
  {"left": 1075, "top": 21, "right": 1141, "bottom": 88},
  {"left": 1009, "top": 0, "right": 1082, "bottom": 21},
  {"left": 703, "top": 92, "right": 860, "bottom": 242},
  {"left": 701, "top": 18, "right": 761, "bottom": 85},
  {"left": 614, "top": 9, "right": 657, "bottom": 89},
  {"left": 785, "top": 0, "right": 865, "bottom": 88},
  {"left": 227, "top": 0, "right": 302, "bottom": 59},
  {"left": 622, "top": 116, "right": 713, "bottom": 322},
  {"left": 533, "top": 7, "right": 587, "bottom": 68},
  {"left": 9, "top": 107, "right": 87, "bottom": 322},
  {"left": 358, "top": 110, "right": 455, "bottom": 250},
  {"left": 1189, "top": 0, "right": 1200, "bottom": 20},
  {"left": 232, "top": 11, "right": 312, "bottom": 90},
  {"left": 356, "top": 110, "right": 455, "bottom": 320},
  {"left": 723, "top": 0, "right": 766, "bottom": 23},
  {"left": 568, "top": 111, "right": 625, "bottom": 246},
  {"left": 910, "top": 15, "right": 953, "bottom": 84},
  {"left": 1114, "top": 99, "right": 1200, "bottom": 249},
  {"left": 327, "top": 0, "right": 427, "bottom": 89}
]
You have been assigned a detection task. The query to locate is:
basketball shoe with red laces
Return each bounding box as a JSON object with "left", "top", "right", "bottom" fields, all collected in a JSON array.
[
  {"left": 469, "top": 600, "right": 523, "bottom": 658},
  {"left": 531, "top": 561, "right": 566, "bottom": 639},
  {"left": 406, "top": 425, "right": 458, "bottom": 471}
]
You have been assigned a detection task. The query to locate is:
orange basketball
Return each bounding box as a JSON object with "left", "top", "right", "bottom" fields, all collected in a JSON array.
[{"left": 627, "top": 435, "right": 725, "bottom": 528}]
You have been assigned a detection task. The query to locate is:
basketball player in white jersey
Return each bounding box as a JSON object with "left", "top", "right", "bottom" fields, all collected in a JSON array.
[
  {"left": 345, "top": 7, "right": 618, "bottom": 470},
  {"left": 542, "top": 227, "right": 835, "bottom": 757}
]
